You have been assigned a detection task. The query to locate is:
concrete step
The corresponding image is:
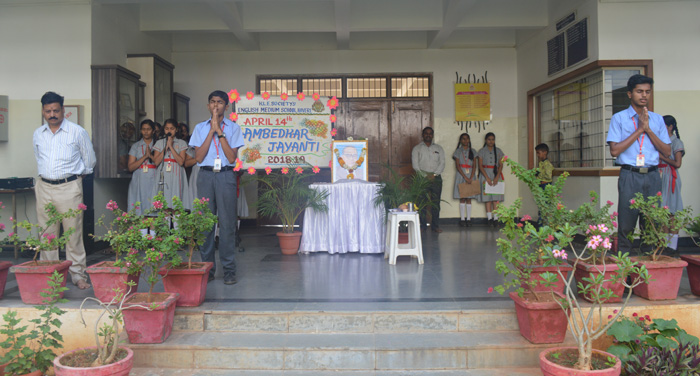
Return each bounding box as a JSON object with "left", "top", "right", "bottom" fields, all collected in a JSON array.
[
  {"left": 129, "top": 331, "right": 572, "bottom": 370},
  {"left": 172, "top": 308, "right": 521, "bottom": 334},
  {"left": 130, "top": 368, "right": 543, "bottom": 375}
]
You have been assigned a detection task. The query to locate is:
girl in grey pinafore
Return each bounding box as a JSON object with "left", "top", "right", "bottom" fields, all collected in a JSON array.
[
  {"left": 127, "top": 120, "right": 157, "bottom": 215},
  {"left": 153, "top": 120, "right": 191, "bottom": 210},
  {"left": 659, "top": 115, "right": 684, "bottom": 213}
]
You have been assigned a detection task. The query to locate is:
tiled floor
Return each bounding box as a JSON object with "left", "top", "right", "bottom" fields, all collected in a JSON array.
[{"left": 0, "top": 223, "right": 696, "bottom": 311}]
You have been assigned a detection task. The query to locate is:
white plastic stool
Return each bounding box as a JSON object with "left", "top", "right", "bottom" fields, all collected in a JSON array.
[{"left": 384, "top": 211, "right": 424, "bottom": 265}]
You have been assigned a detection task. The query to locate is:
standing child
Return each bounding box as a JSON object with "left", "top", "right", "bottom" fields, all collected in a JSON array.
[
  {"left": 127, "top": 119, "right": 157, "bottom": 214},
  {"left": 659, "top": 115, "right": 684, "bottom": 255},
  {"left": 535, "top": 143, "right": 554, "bottom": 226},
  {"left": 452, "top": 133, "right": 478, "bottom": 227},
  {"left": 153, "top": 118, "right": 191, "bottom": 209},
  {"left": 477, "top": 132, "right": 504, "bottom": 227}
]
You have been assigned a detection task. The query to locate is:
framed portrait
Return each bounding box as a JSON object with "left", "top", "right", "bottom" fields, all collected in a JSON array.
[
  {"left": 63, "top": 105, "right": 81, "bottom": 125},
  {"left": 331, "top": 140, "right": 369, "bottom": 183}
]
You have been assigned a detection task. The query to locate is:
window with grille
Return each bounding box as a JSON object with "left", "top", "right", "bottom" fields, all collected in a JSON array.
[
  {"left": 346, "top": 77, "right": 386, "bottom": 98},
  {"left": 257, "top": 74, "right": 431, "bottom": 99},
  {"left": 302, "top": 78, "right": 342, "bottom": 98},
  {"left": 259, "top": 79, "right": 298, "bottom": 96},
  {"left": 536, "top": 67, "right": 642, "bottom": 168},
  {"left": 391, "top": 76, "right": 429, "bottom": 98}
]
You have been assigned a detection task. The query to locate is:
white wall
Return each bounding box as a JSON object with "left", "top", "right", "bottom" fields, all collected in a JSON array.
[{"left": 171, "top": 48, "right": 520, "bottom": 219}]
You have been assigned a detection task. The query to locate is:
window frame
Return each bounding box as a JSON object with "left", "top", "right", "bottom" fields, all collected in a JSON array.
[{"left": 527, "top": 59, "right": 653, "bottom": 175}]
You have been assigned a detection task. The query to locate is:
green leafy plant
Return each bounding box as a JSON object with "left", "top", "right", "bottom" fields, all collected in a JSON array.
[
  {"left": 91, "top": 200, "right": 145, "bottom": 276},
  {"left": 607, "top": 312, "right": 699, "bottom": 365},
  {"left": 539, "top": 223, "right": 650, "bottom": 371},
  {"left": 622, "top": 341, "right": 700, "bottom": 376},
  {"left": 255, "top": 166, "right": 329, "bottom": 233},
  {"left": 0, "top": 271, "right": 68, "bottom": 374},
  {"left": 374, "top": 166, "right": 443, "bottom": 217},
  {"left": 10, "top": 202, "right": 83, "bottom": 262},
  {"left": 629, "top": 192, "right": 694, "bottom": 261},
  {"left": 171, "top": 196, "right": 217, "bottom": 268}
]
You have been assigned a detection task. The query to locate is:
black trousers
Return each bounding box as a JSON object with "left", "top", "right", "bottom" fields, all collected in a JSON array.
[{"left": 420, "top": 175, "right": 442, "bottom": 229}]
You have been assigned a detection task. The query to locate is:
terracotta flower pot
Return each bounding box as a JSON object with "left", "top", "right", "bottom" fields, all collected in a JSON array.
[
  {"left": 86, "top": 261, "right": 141, "bottom": 303},
  {"left": 54, "top": 346, "right": 134, "bottom": 376},
  {"left": 158, "top": 262, "right": 213, "bottom": 307},
  {"left": 277, "top": 231, "right": 302, "bottom": 255},
  {"left": 12, "top": 260, "right": 72, "bottom": 304},
  {"left": 680, "top": 254, "right": 700, "bottom": 296},
  {"left": 122, "top": 292, "right": 179, "bottom": 344},
  {"left": 630, "top": 256, "right": 687, "bottom": 300},
  {"left": 524, "top": 263, "right": 573, "bottom": 294},
  {"left": 571, "top": 259, "right": 623, "bottom": 303},
  {"left": 510, "top": 291, "right": 568, "bottom": 344},
  {"left": 539, "top": 347, "right": 621, "bottom": 376},
  {"left": 0, "top": 261, "right": 13, "bottom": 299}
]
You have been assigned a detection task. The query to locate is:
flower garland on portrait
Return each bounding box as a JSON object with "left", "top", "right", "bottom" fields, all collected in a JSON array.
[{"left": 333, "top": 147, "right": 367, "bottom": 179}]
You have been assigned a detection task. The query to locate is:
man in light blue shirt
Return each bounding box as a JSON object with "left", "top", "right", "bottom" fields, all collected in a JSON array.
[
  {"left": 189, "top": 90, "right": 245, "bottom": 285},
  {"left": 606, "top": 74, "right": 671, "bottom": 254},
  {"left": 34, "top": 91, "right": 96, "bottom": 290}
]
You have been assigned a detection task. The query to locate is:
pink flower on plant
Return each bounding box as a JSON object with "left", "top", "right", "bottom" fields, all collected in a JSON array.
[
  {"left": 657, "top": 191, "right": 662, "bottom": 196},
  {"left": 663, "top": 205, "right": 669, "bottom": 210},
  {"left": 312, "top": 166, "right": 320, "bottom": 174},
  {"left": 229, "top": 112, "right": 238, "bottom": 122},
  {"left": 281, "top": 167, "right": 289, "bottom": 174},
  {"left": 607, "top": 200, "right": 614, "bottom": 206},
  {"left": 520, "top": 215, "right": 532, "bottom": 222},
  {"left": 281, "top": 93, "right": 288, "bottom": 101},
  {"left": 262, "top": 92, "right": 271, "bottom": 100},
  {"left": 597, "top": 224, "right": 609, "bottom": 233},
  {"left": 297, "top": 92, "right": 305, "bottom": 101},
  {"left": 612, "top": 221, "right": 618, "bottom": 228},
  {"left": 516, "top": 223, "right": 523, "bottom": 228},
  {"left": 629, "top": 199, "right": 636, "bottom": 205},
  {"left": 613, "top": 211, "right": 618, "bottom": 217},
  {"left": 153, "top": 201, "right": 164, "bottom": 209},
  {"left": 247, "top": 167, "right": 256, "bottom": 175},
  {"left": 557, "top": 203, "right": 564, "bottom": 210},
  {"left": 106, "top": 200, "right": 119, "bottom": 211},
  {"left": 228, "top": 89, "right": 240, "bottom": 103},
  {"left": 8, "top": 232, "right": 14, "bottom": 237},
  {"left": 295, "top": 166, "right": 304, "bottom": 174},
  {"left": 602, "top": 237, "right": 612, "bottom": 250},
  {"left": 43, "top": 233, "right": 56, "bottom": 242},
  {"left": 330, "top": 128, "right": 337, "bottom": 137},
  {"left": 246, "top": 91, "right": 254, "bottom": 100},
  {"left": 613, "top": 309, "right": 619, "bottom": 314},
  {"left": 608, "top": 315, "right": 613, "bottom": 319},
  {"left": 78, "top": 203, "right": 87, "bottom": 211},
  {"left": 265, "top": 166, "right": 272, "bottom": 175},
  {"left": 327, "top": 96, "right": 339, "bottom": 109},
  {"left": 487, "top": 287, "right": 494, "bottom": 293},
  {"left": 312, "top": 93, "right": 320, "bottom": 101},
  {"left": 546, "top": 234, "right": 554, "bottom": 242},
  {"left": 0, "top": 223, "right": 5, "bottom": 231},
  {"left": 174, "top": 238, "right": 180, "bottom": 245},
  {"left": 632, "top": 312, "right": 638, "bottom": 317},
  {"left": 502, "top": 155, "right": 509, "bottom": 162}
]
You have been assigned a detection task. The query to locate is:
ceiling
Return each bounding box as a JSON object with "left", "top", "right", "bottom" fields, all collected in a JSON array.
[{"left": 93, "top": 0, "right": 556, "bottom": 51}]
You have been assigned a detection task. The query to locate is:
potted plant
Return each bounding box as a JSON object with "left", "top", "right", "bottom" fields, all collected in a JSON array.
[
  {"left": 0, "top": 271, "right": 67, "bottom": 376},
  {"left": 606, "top": 312, "right": 700, "bottom": 375},
  {"left": 0, "top": 202, "right": 12, "bottom": 299},
  {"left": 53, "top": 283, "right": 137, "bottom": 375},
  {"left": 255, "top": 166, "right": 329, "bottom": 254},
  {"left": 682, "top": 218, "right": 700, "bottom": 296},
  {"left": 491, "top": 198, "right": 569, "bottom": 344},
  {"left": 87, "top": 200, "right": 144, "bottom": 303},
  {"left": 9, "top": 203, "right": 83, "bottom": 304},
  {"left": 538, "top": 223, "right": 649, "bottom": 375},
  {"left": 628, "top": 191, "right": 693, "bottom": 300},
  {"left": 121, "top": 193, "right": 181, "bottom": 344},
  {"left": 157, "top": 195, "right": 217, "bottom": 306}
]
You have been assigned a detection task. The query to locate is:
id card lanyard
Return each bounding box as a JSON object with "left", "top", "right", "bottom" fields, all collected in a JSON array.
[
  {"left": 213, "top": 124, "right": 225, "bottom": 172},
  {"left": 141, "top": 141, "right": 153, "bottom": 173},
  {"left": 632, "top": 117, "right": 645, "bottom": 167}
]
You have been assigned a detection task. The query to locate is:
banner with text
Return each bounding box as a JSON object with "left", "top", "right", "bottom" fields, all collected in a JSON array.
[
  {"left": 454, "top": 83, "right": 490, "bottom": 122},
  {"left": 235, "top": 95, "right": 333, "bottom": 169}
]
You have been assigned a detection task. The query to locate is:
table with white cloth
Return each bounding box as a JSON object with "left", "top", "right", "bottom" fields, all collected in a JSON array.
[{"left": 299, "top": 180, "right": 386, "bottom": 254}]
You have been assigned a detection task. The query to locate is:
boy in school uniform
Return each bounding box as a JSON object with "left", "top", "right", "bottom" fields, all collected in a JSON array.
[{"left": 535, "top": 143, "right": 553, "bottom": 227}]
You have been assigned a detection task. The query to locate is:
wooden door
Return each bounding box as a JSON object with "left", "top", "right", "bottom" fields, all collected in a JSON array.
[
  {"left": 390, "top": 100, "right": 432, "bottom": 175},
  {"left": 337, "top": 101, "right": 389, "bottom": 181}
]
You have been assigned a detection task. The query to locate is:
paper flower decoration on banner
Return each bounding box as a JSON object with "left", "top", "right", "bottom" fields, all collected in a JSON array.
[
  {"left": 330, "top": 114, "right": 337, "bottom": 123},
  {"left": 327, "top": 96, "right": 339, "bottom": 109},
  {"left": 262, "top": 92, "right": 271, "bottom": 100},
  {"left": 281, "top": 167, "right": 289, "bottom": 174},
  {"left": 297, "top": 92, "right": 305, "bottom": 101},
  {"left": 280, "top": 93, "right": 288, "bottom": 101},
  {"left": 330, "top": 128, "right": 337, "bottom": 137},
  {"left": 312, "top": 93, "right": 320, "bottom": 101},
  {"left": 247, "top": 167, "right": 256, "bottom": 175},
  {"left": 228, "top": 89, "right": 241, "bottom": 103},
  {"left": 312, "top": 166, "right": 320, "bottom": 174},
  {"left": 328, "top": 160, "right": 332, "bottom": 168},
  {"left": 295, "top": 166, "right": 304, "bottom": 174},
  {"left": 246, "top": 92, "right": 255, "bottom": 100},
  {"left": 228, "top": 112, "right": 238, "bottom": 121},
  {"left": 264, "top": 166, "right": 272, "bottom": 175},
  {"left": 233, "top": 158, "right": 242, "bottom": 171}
]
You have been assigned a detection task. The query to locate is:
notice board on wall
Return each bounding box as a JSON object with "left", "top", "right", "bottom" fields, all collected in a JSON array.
[
  {"left": 234, "top": 95, "right": 334, "bottom": 169},
  {"left": 547, "top": 18, "right": 588, "bottom": 76}
]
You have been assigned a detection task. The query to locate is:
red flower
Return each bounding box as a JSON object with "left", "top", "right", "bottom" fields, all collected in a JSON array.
[
  {"left": 657, "top": 191, "right": 662, "bottom": 196},
  {"left": 229, "top": 112, "right": 238, "bottom": 121},
  {"left": 262, "top": 92, "right": 271, "bottom": 100},
  {"left": 327, "top": 96, "right": 339, "bottom": 109},
  {"left": 312, "top": 166, "right": 320, "bottom": 174},
  {"left": 78, "top": 203, "right": 87, "bottom": 211},
  {"left": 632, "top": 312, "right": 638, "bottom": 317},
  {"left": 281, "top": 167, "right": 289, "bottom": 174},
  {"left": 330, "top": 128, "right": 337, "bottom": 137},
  {"left": 295, "top": 166, "right": 304, "bottom": 174},
  {"left": 297, "top": 92, "right": 306, "bottom": 101},
  {"left": 487, "top": 287, "right": 494, "bottom": 293},
  {"left": 312, "top": 93, "right": 320, "bottom": 101},
  {"left": 281, "top": 93, "right": 288, "bottom": 101},
  {"left": 330, "top": 114, "right": 337, "bottom": 123},
  {"left": 246, "top": 91, "right": 254, "bottom": 100},
  {"left": 228, "top": 89, "right": 240, "bottom": 103}
]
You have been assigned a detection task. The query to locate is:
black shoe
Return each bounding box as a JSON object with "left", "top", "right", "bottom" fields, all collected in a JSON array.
[
  {"left": 459, "top": 220, "right": 467, "bottom": 227},
  {"left": 488, "top": 219, "right": 495, "bottom": 227},
  {"left": 224, "top": 275, "right": 238, "bottom": 285},
  {"left": 466, "top": 220, "right": 472, "bottom": 227},
  {"left": 208, "top": 274, "right": 215, "bottom": 282}
]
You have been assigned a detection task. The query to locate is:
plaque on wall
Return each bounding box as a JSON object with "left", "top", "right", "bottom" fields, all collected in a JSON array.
[
  {"left": 566, "top": 19, "right": 588, "bottom": 68},
  {"left": 547, "top": 33, "right": 566, "bottom": 76}
]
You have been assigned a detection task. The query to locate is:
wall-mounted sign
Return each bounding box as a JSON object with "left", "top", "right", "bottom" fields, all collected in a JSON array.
[
  {"left": 0, "top": 95, "right": 8, "bottom": 142},
  {"left": 233, "top": 94, "right": 334, "bottom": 169},
  {"left": 454, "top": 83, "right": 490, "bottom": 122}
]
